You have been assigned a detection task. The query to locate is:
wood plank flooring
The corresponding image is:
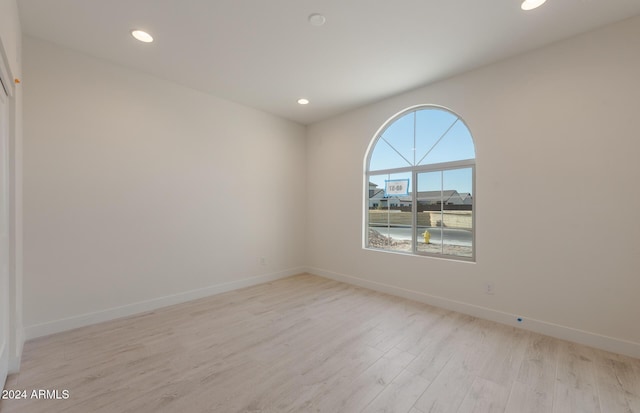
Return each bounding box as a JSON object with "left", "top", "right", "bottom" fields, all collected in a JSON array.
[{"left": 2, "top": 274, "right": 639, "bottom": 412}]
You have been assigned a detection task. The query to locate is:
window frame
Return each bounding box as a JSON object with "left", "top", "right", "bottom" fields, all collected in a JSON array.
[{"left": 364, "top": 105, "right": 476, "bottom": 262}]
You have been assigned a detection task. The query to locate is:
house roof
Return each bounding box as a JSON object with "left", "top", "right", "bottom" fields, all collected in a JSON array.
[
  {"left": 370, "top": 189, "right": 385, "bottom": 199},
  {"left": 397, "top": 190, "right": 461, "bottom": 203}
]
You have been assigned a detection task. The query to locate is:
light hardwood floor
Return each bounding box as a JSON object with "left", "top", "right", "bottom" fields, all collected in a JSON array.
[{"left": 2, "top": 274, "right": 639, "bottom": 412}]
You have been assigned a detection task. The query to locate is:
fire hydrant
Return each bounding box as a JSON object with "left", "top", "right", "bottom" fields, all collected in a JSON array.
[{"left": 423, "top": 230, "right": 431, "bottom": 244}]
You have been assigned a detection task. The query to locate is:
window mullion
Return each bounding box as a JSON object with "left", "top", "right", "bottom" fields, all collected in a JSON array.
[
  {"left": 440, "top": 170, "right": 444, "bottom": 255},
  {"left": 412, "top": 170, "right": 417, "bottom": 254}
]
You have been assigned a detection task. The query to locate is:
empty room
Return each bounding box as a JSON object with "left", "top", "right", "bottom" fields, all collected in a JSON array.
[{"left": 1, "top": 0, "right": 640, "bottom": 412}]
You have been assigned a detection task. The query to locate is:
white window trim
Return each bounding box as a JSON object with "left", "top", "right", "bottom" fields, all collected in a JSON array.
[{"left": 364, "top": 105, "right": 476, "bottom": 262}]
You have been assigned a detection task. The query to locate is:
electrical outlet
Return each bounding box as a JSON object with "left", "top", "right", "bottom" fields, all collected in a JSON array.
[{"left": 485, "top": 283, "right": 495, "bottom": 295}]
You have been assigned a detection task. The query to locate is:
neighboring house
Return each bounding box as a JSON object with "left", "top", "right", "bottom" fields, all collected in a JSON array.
[
  {"left": 368, "top": 182, "right": 386, "bottom": 208},
  {"left": 398, "top": 190, "right": 472, "bottom": 206},
  {"left": 383, "top": 196, "right": 411, "bottom": 208},
  {"left": 459, "top": 192, "right": 473, "bottom": 205},
  {"left": 370, "top": 183, "right": 471, "bottom": 209},
  {"left": 390, "top": 196, "right": 412, "bottom": 207},
  {"left": 416, "top": 190, "right": 466, "bottom": 205}
]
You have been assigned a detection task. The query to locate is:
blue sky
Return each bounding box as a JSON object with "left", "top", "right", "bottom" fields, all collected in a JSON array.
[{"left": 368, "top": 108, "right": 475, "bottom": 195}]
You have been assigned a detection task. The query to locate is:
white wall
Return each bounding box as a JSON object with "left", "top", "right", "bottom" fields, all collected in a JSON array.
[
  {"left": 22, "top": 37, "right": 307, "bottom": 337},
  {"left": 0, "top": 0, "right": 20, "bottom": 72},
  {"left": 306, "top": 16, "right": 640, "bottom": 358}
]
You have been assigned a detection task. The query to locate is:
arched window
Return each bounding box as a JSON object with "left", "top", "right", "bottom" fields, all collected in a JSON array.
[{"left": 365, "top": 105, "right": 475, "bottom": 260}]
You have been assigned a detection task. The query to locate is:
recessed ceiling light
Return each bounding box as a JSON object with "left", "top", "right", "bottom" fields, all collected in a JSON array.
[
  {"left": 521, "top": 0, "right": 547, "bottom": 11},
  {"left": 131, "top": 30, "right": 154, "bottom": 43},
  {"left": 297, "top": 98, "right": 310, "bottom": 105},
  {"left": 308, "top": 13, "right": 326, "bottom": 27}
]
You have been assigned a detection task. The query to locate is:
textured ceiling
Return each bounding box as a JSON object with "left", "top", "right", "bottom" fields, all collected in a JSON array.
[{"left": 18, "top": 0, "right": 640, "bottom": 125}]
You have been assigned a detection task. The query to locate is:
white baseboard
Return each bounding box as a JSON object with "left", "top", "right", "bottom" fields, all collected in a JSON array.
[
  {"left": 24, "top": 267, "right": 304, "bottom": 340},
  {"left": 305, "top": 266, "right": 640, "bottom": 360}
]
